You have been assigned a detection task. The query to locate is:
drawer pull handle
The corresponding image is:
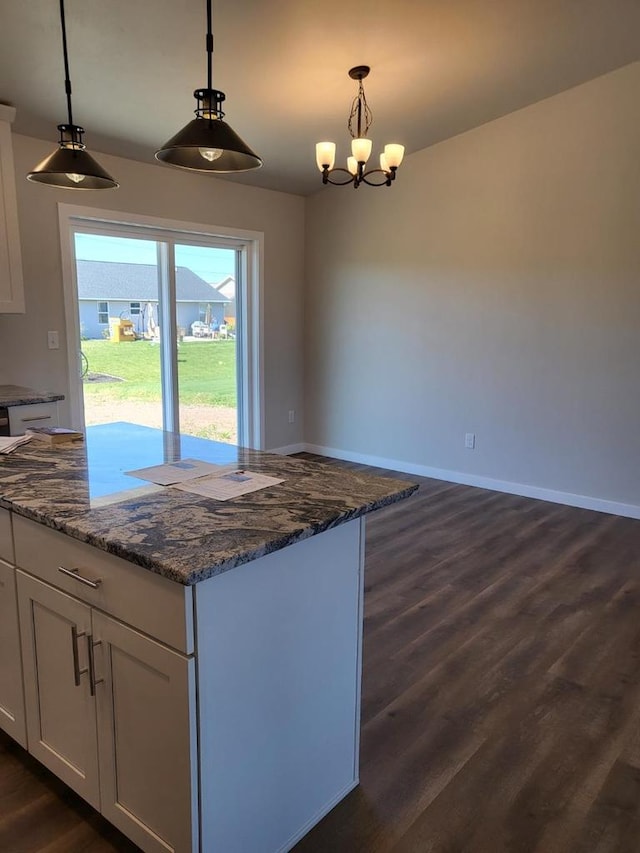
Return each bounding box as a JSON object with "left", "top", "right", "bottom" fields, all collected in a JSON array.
[
  {"left": 87, "top": 635, "right": 104, "bottom": 696},
  {"left": 70, "top": 625, "right": 88, "bottom": 687},
  {"left": 58, "top": 565, "right": 103, "bottom": 589},
  {"left": 20, "top": 415, "right": 53, "bottom": 422}
]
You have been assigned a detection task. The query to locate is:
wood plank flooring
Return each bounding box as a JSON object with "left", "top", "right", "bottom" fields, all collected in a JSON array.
[{"left": 2, "top": 458, "right": 640, "bottom": 852}]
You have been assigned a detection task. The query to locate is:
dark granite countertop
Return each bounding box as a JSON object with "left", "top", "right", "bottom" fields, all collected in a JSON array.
[
  {"left": 0, "top": 422, "right": 418, "bottom": 585},
  {"left": 0, "top": 384, "right": 65, "bottom": 407}
]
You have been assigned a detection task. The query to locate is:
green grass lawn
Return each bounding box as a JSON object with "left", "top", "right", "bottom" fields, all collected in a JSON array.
[{"left": 81, "top": 339, "right": 237, "bottom": 407}]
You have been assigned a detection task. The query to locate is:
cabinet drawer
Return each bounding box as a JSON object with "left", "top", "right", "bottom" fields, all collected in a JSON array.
[
  {"left": 0, "top": 508, "right": 13, "bottom": 564},
  {"left": 9, "top": 402, "right": 59, "bottom": 435},
  {"left": 13, "top": 515, "right": 194, "bottom": 654}
]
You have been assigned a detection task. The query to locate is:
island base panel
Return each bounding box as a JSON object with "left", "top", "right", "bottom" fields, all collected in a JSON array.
[{"left": 196, "top": 518, "right": 365, "bottom": 853}]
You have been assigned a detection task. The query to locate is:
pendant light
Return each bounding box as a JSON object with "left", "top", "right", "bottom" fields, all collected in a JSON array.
[
  {"left": 316, "top": 66, "right": 404, "bottom": 189},
  {"left": 155, "top": 0, "right": 262, "bottom": 173},
  {"left": 27, "top": 0, "right": 118, "bottom": 190}
]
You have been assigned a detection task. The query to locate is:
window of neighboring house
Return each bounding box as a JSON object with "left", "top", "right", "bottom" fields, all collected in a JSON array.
[
  {"left": 98, "top": 301, "right": 109, "bottom": 324},
  {"left": 199, "top": 303, "right": 208, "bottom": 322},
  {"left": 130, "top": 301, "right": 141, "bottom": 316}
]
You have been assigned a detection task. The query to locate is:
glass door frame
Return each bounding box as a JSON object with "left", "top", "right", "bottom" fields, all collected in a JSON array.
[{"left": 58, "top": 204, "right": 264, "bottom": 449}]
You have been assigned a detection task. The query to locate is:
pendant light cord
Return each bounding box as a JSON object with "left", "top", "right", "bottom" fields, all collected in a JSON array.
[
  {"left": 59, "top": 0, "right": 74, "bottom": 128},
  {"left": 206, "top": 0, "right": 213, "bottom": 124}
]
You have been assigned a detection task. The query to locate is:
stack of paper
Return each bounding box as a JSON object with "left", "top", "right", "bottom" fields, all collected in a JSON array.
[{"left": 0, "top": 434, "right": 33, "bottom": 455}]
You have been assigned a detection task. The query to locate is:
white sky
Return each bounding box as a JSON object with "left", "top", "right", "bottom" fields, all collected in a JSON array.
[{"left": 74, "top": 233, "right": 235, "bottom": 285}]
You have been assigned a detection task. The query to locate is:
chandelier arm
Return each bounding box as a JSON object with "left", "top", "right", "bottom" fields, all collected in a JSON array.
[
  {"left": 59, "top": 0, "right": 74, "bottom": 129},
  {"left": 325, "top": 168, "right": 356, "bottom": 186},
  {"left": 360, "top": 169, "right": 394, "bottom": 187}
]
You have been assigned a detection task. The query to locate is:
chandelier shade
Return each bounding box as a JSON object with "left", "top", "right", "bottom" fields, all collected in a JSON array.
[{"left": 26, "top": 0, "right": 118, "bottom": 190}]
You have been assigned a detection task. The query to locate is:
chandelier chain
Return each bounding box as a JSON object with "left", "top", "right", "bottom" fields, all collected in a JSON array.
[{"left": 348, "top": 79, "right": 372, "bottom": 139}]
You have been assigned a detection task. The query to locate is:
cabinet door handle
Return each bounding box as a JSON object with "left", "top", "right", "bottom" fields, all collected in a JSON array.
[
  {"left": 70, "top": 625, "right": 88, "bottom": 687},
  {"left": 20, "top": 415, "right": 52, "bottom": 422},
  {"left": 87, "top": 635, "right": 104, "bottom": 696},
  {"left": 58, "top": 566, "right": 103, "bottom": 589}
]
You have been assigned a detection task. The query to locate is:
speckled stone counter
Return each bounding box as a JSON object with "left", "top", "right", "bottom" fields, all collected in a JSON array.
[
  {"left": 0, "top": 422, "right": 418, "bottom": 585},
  {"left": 0, "top": 384, "right": 65, "bottom": 406}
]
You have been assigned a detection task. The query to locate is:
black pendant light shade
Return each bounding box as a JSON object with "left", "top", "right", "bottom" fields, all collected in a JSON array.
[
  {"left": 27, "top": 124, "right": 118, "bottom": 190},
  {"left": 27, "top": 0, "right": 118, "bottom": 190},
  {"left": 155, "top": 1, "right": 262, "bottom": 174},
  {"left": 156, "top": 89, "right": 261, "bottom": 172}
]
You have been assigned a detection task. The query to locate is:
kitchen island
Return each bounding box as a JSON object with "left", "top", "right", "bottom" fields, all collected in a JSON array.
[{"left": 0, "top": 423, "right": 417, "bottom": 853}]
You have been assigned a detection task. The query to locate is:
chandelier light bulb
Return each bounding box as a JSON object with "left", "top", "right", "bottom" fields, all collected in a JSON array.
[
  {"left": 347, "top": 156, "right": 358, "bottom": 176},
  {"left": 351, "top": 137, "right": 372, "bottom": 164},
  {"left": 379, "top": 153, "right": 389, "bottom": 173},
  {"left": 199, "top": 147, "right": 224, "bottom": 162},
  {"left": 316, "top": 142, "right": 336, "bottom": 172},
  {"left": 384, "top": 143, "right": 405, "bottom": 169},
  {"left": 66, "top": 172, "right": 86, "bottom": 183}
]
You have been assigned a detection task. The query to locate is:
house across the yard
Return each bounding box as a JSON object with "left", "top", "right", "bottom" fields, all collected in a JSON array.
[{"left": 76, "top": 259, "right": 231, "bottom": 339}]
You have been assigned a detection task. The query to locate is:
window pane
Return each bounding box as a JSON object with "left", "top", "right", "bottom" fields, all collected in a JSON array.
[
  {"left": 77, "top": 234, "right": 163, "bottom": 431},
  {"left": 175, "top": 244, "right": 238, "bottom": 443}
]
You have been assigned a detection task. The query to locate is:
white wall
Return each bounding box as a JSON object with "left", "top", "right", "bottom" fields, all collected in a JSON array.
[
  {"left": 0, "top": 135, "right": 305, "bottom": 451},
  {"left": 305, "top": 62, "right": 640, "bottom": 510}
]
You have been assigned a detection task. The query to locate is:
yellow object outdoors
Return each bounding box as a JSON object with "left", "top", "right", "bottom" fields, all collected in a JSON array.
[{"left": 109, "top": 318, "right": 136, "bottom": 342}]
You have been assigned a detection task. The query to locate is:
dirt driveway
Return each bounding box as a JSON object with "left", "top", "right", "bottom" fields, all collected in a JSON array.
[{"left": 85, "top": 401, "right": 237, "bottom": 444}]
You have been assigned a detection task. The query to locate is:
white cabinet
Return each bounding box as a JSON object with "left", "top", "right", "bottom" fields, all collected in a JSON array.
[
  {"left": 0, "top": 557, "right": 26, "bottom": 747},
  {"left": 17, "top": 571, "right": 100, "bottom": 806},
  {"left": 0, "top": 104, "right": 25, "bottom": 314},
  {"left": 94, "top": 611, "right": 198, "bottom": 853},
  {"left": 8, "top": 401, "right": 60, "bottom": 435},
  {"left": 0, "top": 508, "right": 26, "bottom": 747},
  {"left": 14, "top": 519, "right": 198, "bottom": 853}
]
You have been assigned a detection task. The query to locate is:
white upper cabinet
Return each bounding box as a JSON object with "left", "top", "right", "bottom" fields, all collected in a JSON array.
[{"left": 0, "top": 104, "right": 25, "bottom": 313}]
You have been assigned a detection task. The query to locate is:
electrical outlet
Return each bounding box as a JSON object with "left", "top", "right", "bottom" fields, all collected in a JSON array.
[
  {"left": 47, "top": 331, "right": 59, "bottom": 350},
  {"left": 288, "top": 410, "right": 295, "bottom": 424},
  {"left": 465, "top": 432, "right": 476, "bottom": 450}
]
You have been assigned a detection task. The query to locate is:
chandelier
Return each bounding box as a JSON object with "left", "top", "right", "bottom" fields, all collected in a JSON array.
[{"left": 315, "top": 66, "right": 404, "bottom": 188}]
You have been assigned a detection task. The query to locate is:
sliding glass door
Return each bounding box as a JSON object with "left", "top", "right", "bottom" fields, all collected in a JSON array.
[
  {"left": 72, "top": 227, "right": 243, "bottom": 444},
  {"left": 174, "top": 243, "right": 238, "bottom": 443},
  {"left": 75, "top": 232, "right": 164, "bottom": 430}
]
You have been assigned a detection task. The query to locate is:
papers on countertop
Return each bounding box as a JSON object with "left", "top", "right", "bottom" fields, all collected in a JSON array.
[
  {"left": 125, "top": 458, "right": 284, "bottom": 500},
  {"left": 172, "top": 470, "right": 284, "bottom": 501},
  {"left": 125, "top": 458, "right": 226, "bottom": 486},
  {"left": 0, "top": 434, "right": 32, "bottom": 455}
]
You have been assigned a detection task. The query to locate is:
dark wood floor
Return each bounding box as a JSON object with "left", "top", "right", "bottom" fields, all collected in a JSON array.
[{"left": 2, "top": 459, "right": 640, "bottom": 852}]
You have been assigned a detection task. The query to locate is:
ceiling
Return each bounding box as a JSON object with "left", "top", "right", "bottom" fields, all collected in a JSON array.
[{"left": 1, "top": 0, "right": 639, "bottom": 196}]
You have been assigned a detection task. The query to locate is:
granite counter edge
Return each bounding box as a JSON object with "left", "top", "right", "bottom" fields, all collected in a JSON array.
[{"left": 0, "top": 482, "right": 419, "bottom": 585}]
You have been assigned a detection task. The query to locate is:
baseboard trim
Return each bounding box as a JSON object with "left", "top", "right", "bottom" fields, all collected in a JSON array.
[
  {"left": 267, "top": 442, "right": 307, "bottom": 456},
  {"left": 303, "top": 443, "right": 640, "bottom": 520}
]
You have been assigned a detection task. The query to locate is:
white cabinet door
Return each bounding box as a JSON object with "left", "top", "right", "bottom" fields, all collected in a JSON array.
[
  {"left": 93, "top": 611, "right": 198, "bottom": 853},
  {"left": 0, "top": 558, "right": 26, "bottom": 746},
  {"left": 17, "top": 570, "right": 100, "bottom": 808},
  {"left": 0, "top": 104, "right": 25, "bottom": 313}
]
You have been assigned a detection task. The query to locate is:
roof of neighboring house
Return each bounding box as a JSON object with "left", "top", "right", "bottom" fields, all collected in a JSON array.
[
  {"left": 76, "top": 260, "right": 229, "bottom": 303},
  {"left": 212, "top": 276, "right": 236, "bottom": 302}
]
